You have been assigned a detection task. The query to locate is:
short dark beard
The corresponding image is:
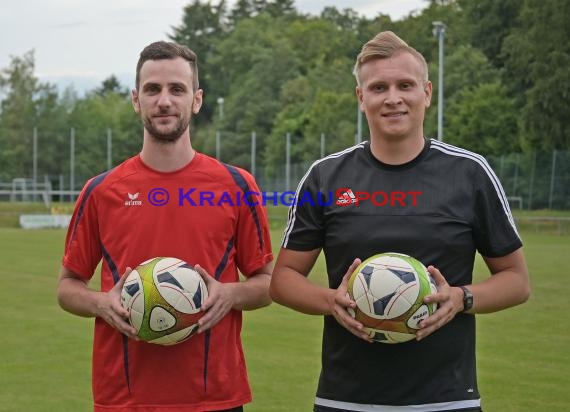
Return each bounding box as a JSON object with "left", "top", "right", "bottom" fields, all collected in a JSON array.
[{"left": 143, "top": 115, "right": 191, "bottom": 143}]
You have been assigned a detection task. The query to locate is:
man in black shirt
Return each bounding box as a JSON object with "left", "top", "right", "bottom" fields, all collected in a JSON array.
[{"left": 270, "top": 31, "right": 530, "bottom": 412}]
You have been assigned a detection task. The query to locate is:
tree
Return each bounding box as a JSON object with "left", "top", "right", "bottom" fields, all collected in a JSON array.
[
  {"left": 320, "top": 6, "right": 361, "bottom": 31},
  {"left": 3, "top": 0, "right": 565, "bottom": 191},
  {"left": 425, "top": 44, "right": 504, "bottom": 142},
  {"left": 285, "top": 17, "right": 360, "bottom": 74},
  {"left": 502, "top": 0, "right": 570, "bottom": 151},
  {"left": 387, "top": 0, "right": 465, "bottom": 66},
  {"left": 92, "top": 75, "right": 129, "bottom": 98},
  {"left": 170, "top": 0, "right": 228, "bottom": 123},
  {"left": 170, "top": 0, "right": 227, "bottom": 61},
  {"left": 201, "top": 13, "right": 301, "bottom": 168},
  {"left": 445, "top": 82, "right": 519, "bottom": 155},
  {"left": 67, "top": 92, "right": 139, "bottom": 181},
  {"left": 302, "top": 90, "right": 356, "bottom": 159},
  {"left": 261, "top": 0, "right": 296, "bottom": 19},
  {"left": 0, "top": 51, "right": 38, "bottom": 125},
  {"left": 0, "top": 51, "right": 68, "bottom": 181},
  {"left": 227, "top": 0, "right": 256, "bottom": 28},
  {"left": 228, "top": 0, "right": 296, "bottom": 26},
  {"left": 262, "top": 17, "right": 359, "bottom": 174},
  {"left": 458, "top": 0, "right": 521, "bottom": 68}
]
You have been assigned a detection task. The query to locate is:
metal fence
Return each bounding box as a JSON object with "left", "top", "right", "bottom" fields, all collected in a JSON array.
[
  {"left": 487, "top": 151, "right": 570, "bottom": 210},
  {"left": 0, "top": 126, "right": 569, "bottom": 209}
]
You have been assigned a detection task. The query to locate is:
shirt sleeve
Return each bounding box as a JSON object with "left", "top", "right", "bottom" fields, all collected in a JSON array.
[
  {"left": 62, "top": 177, "right": 103, "bottom": 280},
  {"left": 473, "top": 159, "right": 523, "bottom": 257},
  {"left": 281, "top": 162, "right": 325, "bottom": 251},
  {"left": 234, "top": 170, "right": 273, "bottom": 277}
]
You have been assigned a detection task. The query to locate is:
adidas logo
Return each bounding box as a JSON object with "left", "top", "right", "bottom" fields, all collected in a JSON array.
[
  {"left": 336, "top": 189, "right": 358, "bottom": 206},
  {"left": 125, "top": 192, "right": 143, "bottom": 206}
]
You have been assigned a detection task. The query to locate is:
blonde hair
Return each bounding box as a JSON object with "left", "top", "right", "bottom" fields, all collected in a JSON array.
[{"left": 353, "top": 31, "right": 429, "bottom": 84}]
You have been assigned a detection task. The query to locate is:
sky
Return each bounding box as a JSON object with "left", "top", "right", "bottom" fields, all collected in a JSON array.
[{"left": 0, "top": 0, "right": 428, "bottom": 94}]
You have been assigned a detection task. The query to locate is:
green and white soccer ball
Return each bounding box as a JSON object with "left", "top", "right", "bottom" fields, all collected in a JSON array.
[
  {"left": 347, "top": 252, "right": 437, "bottom": 344},
  {"left": 120, "top": 257, "right": 208, "bottom": 345}
]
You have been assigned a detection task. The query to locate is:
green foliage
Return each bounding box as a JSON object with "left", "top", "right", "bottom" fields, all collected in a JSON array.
[
  {"left": 1, "top": 0, "right": 569, "bottom": 192},
  {"left": 391, "top": 0, "right": 466, "bottom": 65},
  {"left": 0, "top": 53, "right": 140, "bottom": 185},
  {"left": 487, "top": 151, "right": 570, "bottom": 211},
  {"left": 458, "top": 0, "right": 521, "bottom": 68},
  {"left": 501, "top": 0, "right": 570, "bottom": 151},
  {"left": 0, "top": 51, "right": 46, "bottom": 180},
  {"left": 302, "top": 90, "right": 356, "bottom": 158},
  {"left": 227, "top": 0, "right": 297, "bottom": 25},
  {"left": 169, "top": 0, "right": 228, "bottom": 124},
  {"left": 320, "top": 6, "right": 362, "bottom": 31},
  {"left": 67, "top": 92, "right": 139, "bottom": 181},
  {"left": 285, "top": 17, "right": 360, "bottom": 71},
  {"left": 426, "top": 44, "right": 502, "bottom": 142},
  {"left": 206, "top": 14, "right": 302, "bottom": 169},
  {"left": 0, "top": 51, "right": 38, "bottom": 123},
  {"left": 442, "top": 45, "right": 498, "bottom": 95},
  {"left": 446, "top": 82, "right": 518, "bottom": 155},
  {"left": 91, "top": 75, "right": 129, "bottom": 98}
]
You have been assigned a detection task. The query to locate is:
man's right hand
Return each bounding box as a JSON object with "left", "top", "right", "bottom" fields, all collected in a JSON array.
[
  {"left": 329, "top": 258, "right": 373, "bottom": 343},
  {"left": 95, "top": 268, "right": 139, "bottom": 339}
]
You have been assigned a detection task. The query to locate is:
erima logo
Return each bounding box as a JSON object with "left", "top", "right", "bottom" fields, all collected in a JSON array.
[
  {"left": 124, "top": 192, "right": 142, "bottom": 206},
  {"left": 412, "top": 310, "right": 428, "bottom": 320},
  {"left": 336, "top": 189, "right": 358, "bottom": 205}
]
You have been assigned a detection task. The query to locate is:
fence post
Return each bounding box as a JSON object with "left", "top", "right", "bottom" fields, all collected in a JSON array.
[
  {"left": 251, "top": 131, "right": 256, "bottom": 178},
  {"left": 357, "top": 104, "right": 362, "bottom": 143},
  {"left": 320, "top": 133, "right": 325, "bottom": 158},
  {"left": 70, "top": 127, "right": 75, "bottom": 203},
  {"left": 107, "top": 128, "right": 112, "bottom": 170},
  {"left": 59, "top": 174, "right": 64, "bottom": 203},
  {"left": 499, "top": 155, "right": 504, "bottom": 178},
  {"left": 548, "top": 150, "right": 557, "bottom": 209},
  {"left": 512, "top": 153, "right": 519, "bottom": 195},
  {"left": 33, "top": 127, "right": 38, "bottom": 201},
  {"left": 216, "top": 131, "right": 221, "bottom": 160},
  {"left": 528, "top": 151, "right": 536, "bottom": 210},
  {"left": 286, "top": 133, "right": 291, "bottom": 192}
]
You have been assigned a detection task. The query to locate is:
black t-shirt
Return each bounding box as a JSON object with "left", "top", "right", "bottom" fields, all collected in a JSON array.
[{"left": 282, "top": 139, "right": 521, "bottom": 409}]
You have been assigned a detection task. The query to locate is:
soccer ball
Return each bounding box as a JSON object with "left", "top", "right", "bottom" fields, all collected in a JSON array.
[
  {"left": 120, "top": 257, "right": 208, "bottom": 345},
  {"left": 347, "top": 252, "right": 437, "bottom": 344}
]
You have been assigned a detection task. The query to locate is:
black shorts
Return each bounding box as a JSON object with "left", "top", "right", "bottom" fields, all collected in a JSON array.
[{"left": 210, "top": 407, "right": 243, "bottom": 412}]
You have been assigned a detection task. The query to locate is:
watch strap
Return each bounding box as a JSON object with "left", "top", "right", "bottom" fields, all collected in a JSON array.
[{"left": 459, "top": 285, "right": 473, "bottom": 312}]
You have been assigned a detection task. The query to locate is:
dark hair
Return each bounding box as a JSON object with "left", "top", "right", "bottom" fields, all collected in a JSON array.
[{"left": 135, "top": 41, "right": 199, "bottom": 91}]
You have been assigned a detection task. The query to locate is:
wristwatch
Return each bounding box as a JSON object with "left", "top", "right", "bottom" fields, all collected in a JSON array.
[{"left": 459, "top": 286, "right": 473, "bottom": 312}]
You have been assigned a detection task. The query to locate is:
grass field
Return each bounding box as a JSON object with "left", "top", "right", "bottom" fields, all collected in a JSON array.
[{"left": 0, "top": 217, "right": 569, "bottom": 411}]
